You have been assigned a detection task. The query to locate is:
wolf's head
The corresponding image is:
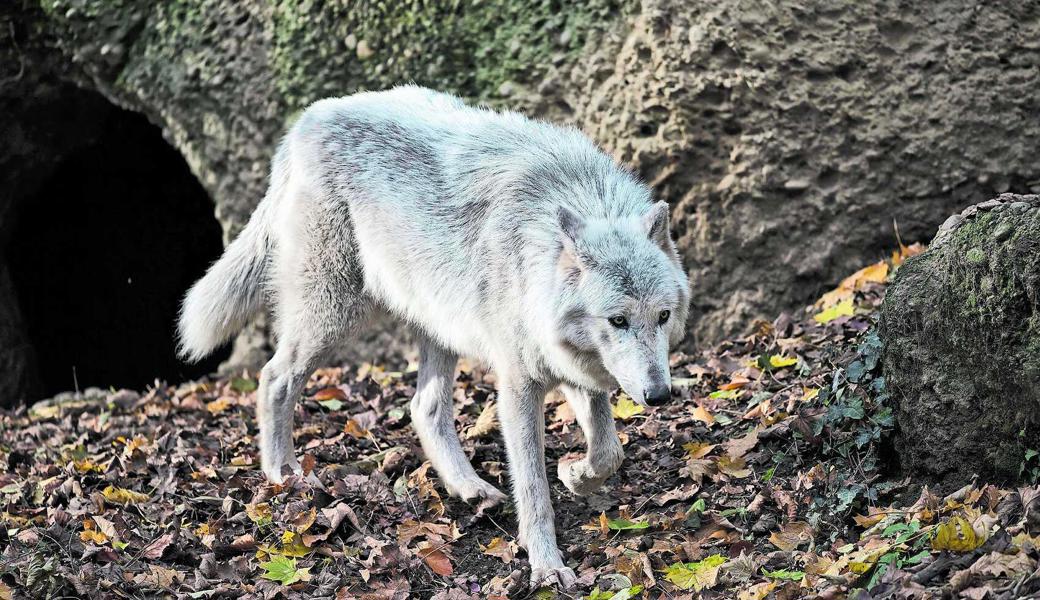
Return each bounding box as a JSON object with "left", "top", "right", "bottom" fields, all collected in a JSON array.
[{"left": 555, "top": 200, "right": 691, "bottom": 405}]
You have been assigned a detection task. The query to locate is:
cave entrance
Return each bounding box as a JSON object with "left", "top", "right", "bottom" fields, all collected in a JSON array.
[{"left": 5, "top": 90, "right": 229, "bottom": 400}]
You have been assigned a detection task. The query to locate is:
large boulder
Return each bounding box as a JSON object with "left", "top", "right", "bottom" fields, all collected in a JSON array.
[
  {"left": 880, "top": 194, "right": 1040, "bottom": 486},
  {"left": 2, "top": 1, "right": 1040, "bottom": 400}
]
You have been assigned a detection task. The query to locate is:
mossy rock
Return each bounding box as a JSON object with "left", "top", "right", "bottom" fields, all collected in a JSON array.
[{"left": 880, "top": 194, "right": 1040, "bottom": 487}]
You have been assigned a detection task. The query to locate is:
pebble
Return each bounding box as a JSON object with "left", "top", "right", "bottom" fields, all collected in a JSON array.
[
  {"left": 356, "top": 40, "right": 374, "bottom": 60},
  {"left": 938, "top": 213, "right": 963, "bottom": 233},
  {"left": 784, "top": 178, "right": 811, "bottom": 191},
  {"left": 1011, "top": 201, "right": 1030, "bottom": 212}
]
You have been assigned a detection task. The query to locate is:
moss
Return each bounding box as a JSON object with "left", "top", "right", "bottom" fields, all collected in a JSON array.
[
  {"left": 881, "top": 199, "right": 1040, "bottom": 486},
  {"left": 268, "top": 0, "right": 636, "bottom": 110}
]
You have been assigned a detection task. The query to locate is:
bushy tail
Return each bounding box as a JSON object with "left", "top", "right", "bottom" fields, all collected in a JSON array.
[{"left": 177, "top": 198, "right": 273, "bottom": 362}]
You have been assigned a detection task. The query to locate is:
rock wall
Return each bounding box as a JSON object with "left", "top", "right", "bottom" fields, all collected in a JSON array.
[
  {"left": 3, "top": 1, "right": 1040, "bottom": 387},
  {"left": 880, "top": 194, "right": 1040, "bottom": 486}
]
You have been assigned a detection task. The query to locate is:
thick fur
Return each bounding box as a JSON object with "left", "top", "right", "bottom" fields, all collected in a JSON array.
[{"left": 178, "top": 86, "right": 690, "bottom": 588}]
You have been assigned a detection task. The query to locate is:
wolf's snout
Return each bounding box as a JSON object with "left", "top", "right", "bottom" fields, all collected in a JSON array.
[{"left": 644, "top": 382, "right": 671, "bottom": 406}]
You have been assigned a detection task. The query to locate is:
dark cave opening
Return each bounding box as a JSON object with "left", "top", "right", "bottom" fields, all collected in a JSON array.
[{"left": 6, "top": 97, "right": 230, "bottom": 399}]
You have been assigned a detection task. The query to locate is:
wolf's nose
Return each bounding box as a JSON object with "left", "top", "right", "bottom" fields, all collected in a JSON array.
[{"left": 645, "top": 384, "right": 671, "bottom": 406}]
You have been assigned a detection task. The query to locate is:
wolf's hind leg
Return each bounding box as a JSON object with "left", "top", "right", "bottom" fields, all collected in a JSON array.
[
  {"left": 258, "top": 267, "right": 369, "bottom": 483},
  {"left": 410, "top": 336, "right": 506, "bottom": 507},
  {"left": 557, "top": 384, "right": 624, "bottom": 496}
]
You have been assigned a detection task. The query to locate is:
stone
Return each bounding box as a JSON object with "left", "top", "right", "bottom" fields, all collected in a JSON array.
[
  {"left": 2, "top": 0, "right": 1040, "bottom": 401},
  {"left": 880, "top": 194, "right": 1040, "bottom": 488}
]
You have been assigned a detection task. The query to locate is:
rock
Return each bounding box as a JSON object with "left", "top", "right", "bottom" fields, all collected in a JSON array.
[
  {"left": 880, "top": 194, "right": 1040, "bottom": 488},
  {"left": 355, "top": 39, "right": 374, "bottom": 60},
  {"left": 2, "top": 1, "right": 1040, "bottom": 398}
]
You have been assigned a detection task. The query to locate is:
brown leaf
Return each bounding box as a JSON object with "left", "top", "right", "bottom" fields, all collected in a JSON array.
[
  {"left": 768, "top": 521, "right": 814, "bottom": 551},
  {"left": 480, "top": 537, "right": 517, "bottom": 563},
  {"left": 723, "top": 427, "right": 760, "bottom": 459},
  {"left": 417, "top": 545, "right": 453, "bottom": 576},
  {"left": 313, "top": 386, "right": 348, "bottom": 401},
  {"left": 141, "top": 532, "right": 175, "bottom": 559},
  {"left": 465, "top": 401, "right": 499, "bottom": 439}
]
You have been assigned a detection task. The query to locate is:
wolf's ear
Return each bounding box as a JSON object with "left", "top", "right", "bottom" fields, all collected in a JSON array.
[
  {"left": 642, "top": 200, "right": 671, "bottom": 248},
  {"left": 557, "top": 206, "right": 586, "bottom": 271},
  {"left": 558, "top": 206, "right": 585, "bottom": 243}
]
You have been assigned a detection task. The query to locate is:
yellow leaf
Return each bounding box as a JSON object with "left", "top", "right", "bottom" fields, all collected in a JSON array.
[
  {"left": 769, "top": 355, "right": 798, "bottom": 368},
  {"left": 801, "top": 387, "right": 820, "bottom": 403},
  {"left": 738, "top": 581, "right": 778, "bottom": 600},
  {"left": 853, "top": 511, "right": 887, "bottom": 529},
  {"left": 80, "top": 519, "right": 108, "bottom": 544},
  {"left": 662, "top": 554, "right": 726, "bottom": 591},
  {"left": 932, "top": 515, "right": 984, "bottom": 552},
  {"left": 815, "top": 260, "right": 889, "bottom": 308},
  {"left": 102, "top": 486, "right": 150, "bottom": 505},
  {"left": 205, "top": 397, "right": 232, "bottom": 415},
  {"left": 581, "top": 512, "right": 610, "bottom": 538},
  {"left": 692, "top": 404, "right": 715, "bottom": 427},
  {"left": 612, "top": 394, "right": 645, "bottom": 420},
  {"left": 814, "top": 298, "right": 855, "bottom": 324},
  {"left": 683, "top": 442, "right": 716, "bottom": 460}
]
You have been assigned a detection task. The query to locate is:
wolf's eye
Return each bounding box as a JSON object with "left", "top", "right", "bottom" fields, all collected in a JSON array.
[
  {"left": 658, "top": 310, "right": 671, "bottom": 325},
  {"left": 608, "top": 315, "right": 629, "bottom": 329}
]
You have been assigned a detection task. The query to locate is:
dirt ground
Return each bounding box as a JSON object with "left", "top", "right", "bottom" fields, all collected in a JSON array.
[{"left": 2, "top": 249, "right": 1039, "bottom": 599}]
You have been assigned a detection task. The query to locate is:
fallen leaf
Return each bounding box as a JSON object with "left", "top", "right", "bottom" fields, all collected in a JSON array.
[
  {"left": 465, "top": 401, "right": 498, "bottom": 439},
  {"left": 932, "top": 515, "right": 985, "bottom": 552},
  {"left": 313, "top": 386, "right": 347, "bottom": 401},
  {"left": 717, "top": 455, "right": 752, "bottom": 478},
  {"left": 662, "top": 554, "right": 726, "bottom": 591},
  {"left": 141, "top": 533, "right": 174, "bottom": 559},
  {"left": 683, "top": 441, "right": 716, "bottom": 460},
  {"left": 608, "top": 517, "right": 650, "bottom": 531},
  {"left": 769, "top": 355, "right": 798, "bottom": 368},
  {"left": 418, "top": 545, "right": 453, "bottom": 576},
  {"left": 260, "top": 555, "right": 311, "bottom": 585},
  {"left": 480, "top": 537, "right": 517, "bottom": 563},
  {"left": 769, "top": 521, "right": 814, "bottom": 551},
  {"left": 723, "top": 427, "right": 760, "bottom": 459},
  {"left": 612, "top": 394, "right": 645, "bottom": 420},
  {"left": 816, "top": 260, "right": 888, "bottom": 308},
  {"left": 102, "top": 485, "right": 150, "bottom": 505},
  {"left": 692, "top": 404, "right": 715, "bottom": 426},
  {"left": 206, "top": 397, "right": 233, "bottom": 415},
  {"left": 814, "top": 298, "right": 855, "bottom": 324}
]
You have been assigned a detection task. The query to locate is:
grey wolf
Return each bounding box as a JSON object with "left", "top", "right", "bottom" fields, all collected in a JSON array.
[{"left": 178, "top": 85, "right": 690, "bottom": 588}]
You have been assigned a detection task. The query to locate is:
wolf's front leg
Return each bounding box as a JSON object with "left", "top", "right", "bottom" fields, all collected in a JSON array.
[
  {"left": 497, "top": 377, "right": 576, "bottom": 589},
  {"left": 557, "top": 385, "right": 624, "bottom": 496}
]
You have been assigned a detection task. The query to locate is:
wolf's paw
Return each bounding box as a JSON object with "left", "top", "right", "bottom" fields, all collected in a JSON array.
[
  {"left": 530, "top": 564, "right": 577, "bottom": 589},
  {"left": 262, "top": 460, "right": 302, "bottom": 485},
  {"left": 557, "top": 458, "right": 608, "bottom": 497},
  {"left": 446, "top": 477, "right": 508, "bottom": 511}
]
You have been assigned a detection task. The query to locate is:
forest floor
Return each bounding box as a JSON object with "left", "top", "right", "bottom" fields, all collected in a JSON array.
[{"left": 2, "top": 246, "right": 1039, "bottom": 600}]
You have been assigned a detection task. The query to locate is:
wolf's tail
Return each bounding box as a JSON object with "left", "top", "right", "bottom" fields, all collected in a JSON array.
[
  {"left": 177, "top": 148, "right": 289, "bottom": 362},
  {"left": 177, "top": 196, "right": 273, "bottom": 362}
]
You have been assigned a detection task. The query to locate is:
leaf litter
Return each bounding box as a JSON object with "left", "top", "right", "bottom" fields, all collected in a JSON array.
[{"left": 1, "top": 243, "right": 1037, "bottom": 599}]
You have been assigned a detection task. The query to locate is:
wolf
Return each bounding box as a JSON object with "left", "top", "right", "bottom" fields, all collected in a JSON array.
[{"left": 178, "top": 85, "right": 690, "bottom": 588}]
